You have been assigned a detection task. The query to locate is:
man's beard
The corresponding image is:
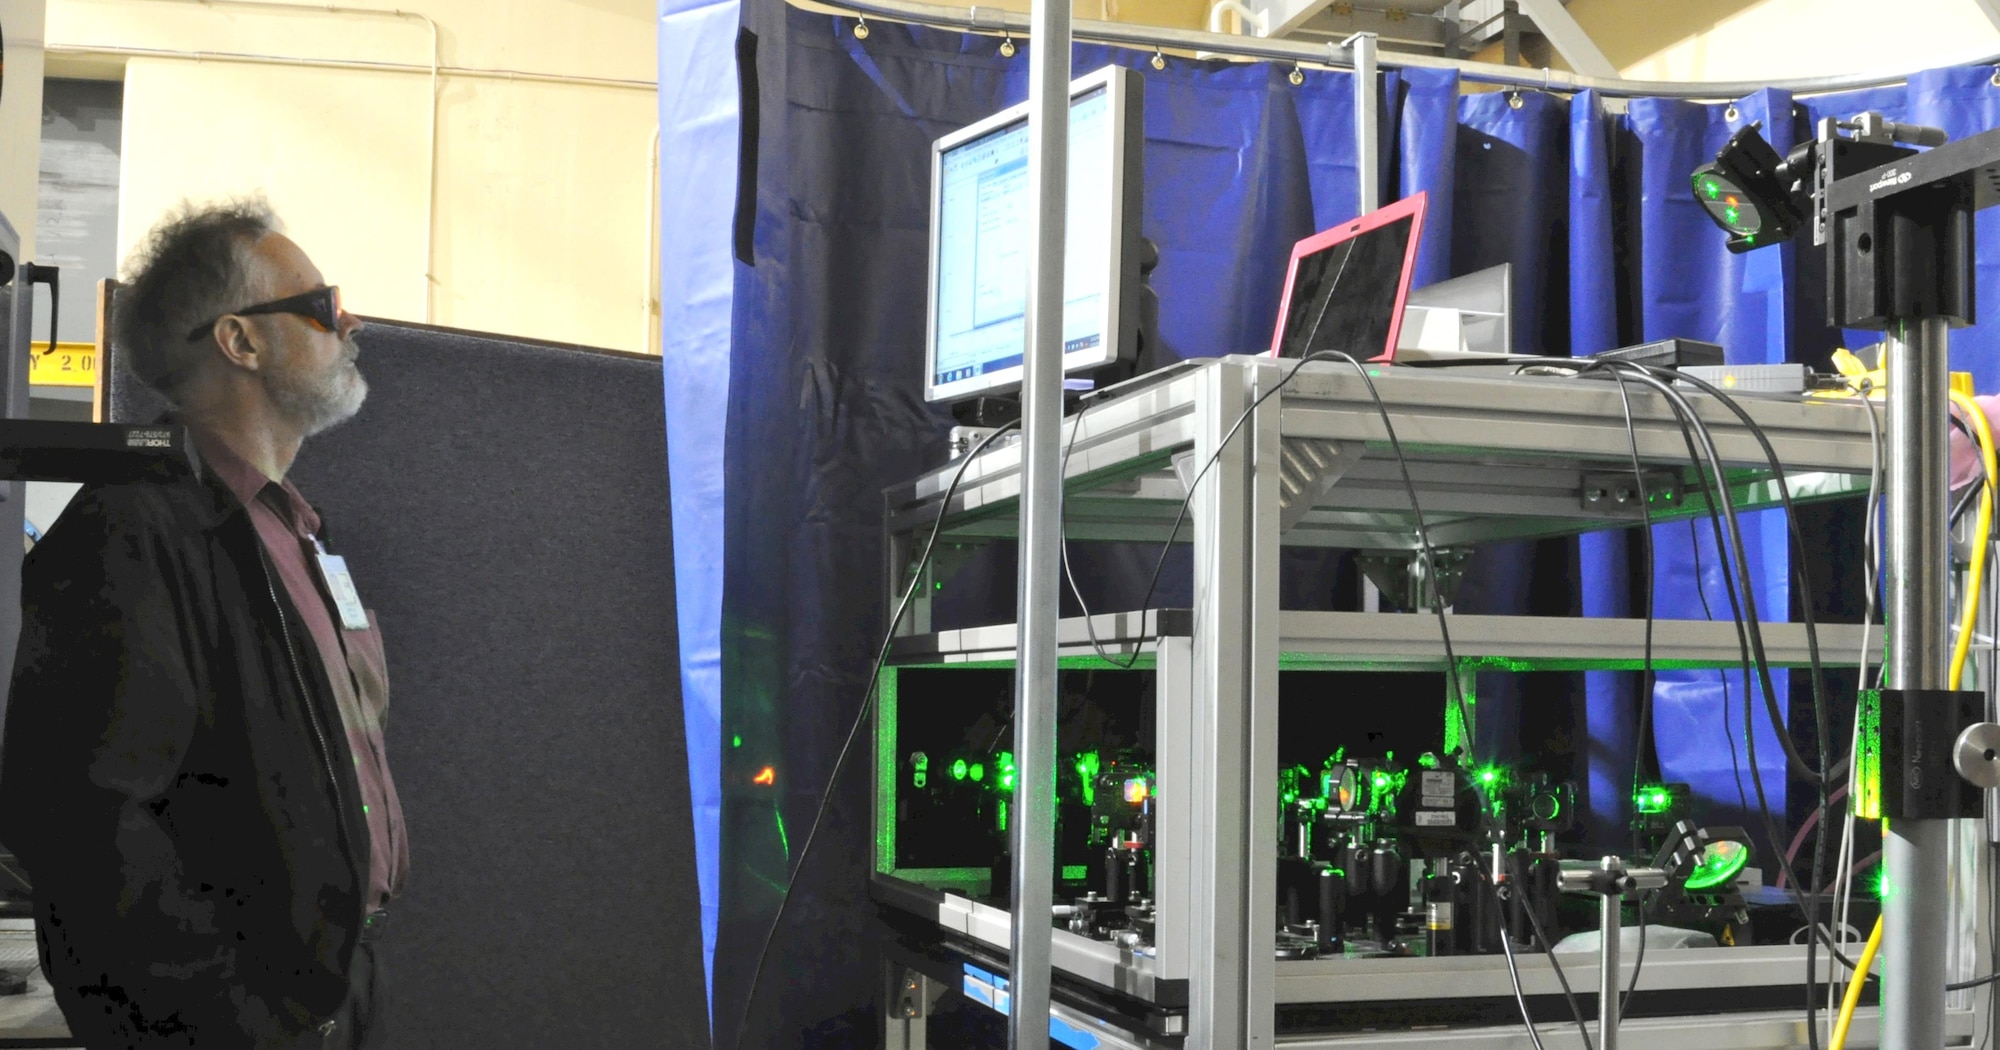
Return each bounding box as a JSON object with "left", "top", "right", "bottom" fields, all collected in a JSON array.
[{"left": 267, "top": 337, "right": 368, "bottom": 437}]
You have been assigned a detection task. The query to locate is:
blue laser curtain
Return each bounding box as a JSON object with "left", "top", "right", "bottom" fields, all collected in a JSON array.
[
  {"left": 666, "top": 5, "right": 2000, "bottom": 1037},
  {"left": 658, "top": 0, "right": 740, "bottom": 1018},
  {"left": 715, "top": 17, "right": 1409, "bottom": 1044}
]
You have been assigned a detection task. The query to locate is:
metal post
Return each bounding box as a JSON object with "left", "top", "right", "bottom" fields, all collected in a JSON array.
[
  {"left": 1883, "top": 314, "right": 1953, "bottom": 1050},
  {"left": 1561, "top": 859, "right": 1664, "bottom": 1050},
  {"left": 1988, "top": 509, "right": 2000, "bottom": 847},
  {"left": 1246, "top": 361, "right": 1287, "bottom": 1049},
  {"left": 1008, "top": 0, "right": 1069, "bottom": 1041},
  {"left": 1345, "top": 31, "right": 1379, "bottom": 215},
  {"left": 1186, "top": 361, "right": 1258, "bottom": 1046},
  {"left": 1598, "top": 880, "right": 1621, "bottom": 1050}
]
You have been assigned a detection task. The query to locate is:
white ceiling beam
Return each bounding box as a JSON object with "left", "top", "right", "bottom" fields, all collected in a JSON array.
[
  {"left": 1511, "top": 0, "right": 1619, "bottom": 79},
  {"left": 1255, "top": 0, "right": 1336, "bottom": 44},
  {"left": 1971, "top": 0, "right": 2000, "bottom": 34}
]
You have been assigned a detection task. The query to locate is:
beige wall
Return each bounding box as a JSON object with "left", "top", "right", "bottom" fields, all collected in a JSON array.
[
  {"left": 2, "top": 0, "right": 46, "bottom": 257},
  {"left": 49, "top": 0, "right": 658, "bottom": 353},
  {"left": 1483, "top": 0, "right": 2000, "bottom": 84},
  {"left": 1576, "top": 0, "right": 2000, "bottom": 82}
]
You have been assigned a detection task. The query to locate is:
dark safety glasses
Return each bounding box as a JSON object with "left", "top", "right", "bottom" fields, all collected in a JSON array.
[{"left": 187, "top": 285, "right": 343, "bottom": 342}]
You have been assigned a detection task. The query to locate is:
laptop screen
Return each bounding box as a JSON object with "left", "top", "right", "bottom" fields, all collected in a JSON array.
[{"left": 1271, "top": 193, "right": 1426, "bottom": 362}]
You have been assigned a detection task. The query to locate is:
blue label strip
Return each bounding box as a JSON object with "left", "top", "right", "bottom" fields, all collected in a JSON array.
[{"left": 960, "top": 964, "right": 1103, "bottom": 1049}]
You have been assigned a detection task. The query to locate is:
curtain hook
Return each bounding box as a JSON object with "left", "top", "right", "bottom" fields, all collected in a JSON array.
[
  {"left": 853, "top": 14, "right": 870, "bottom": 39},
  {"left": 1724, "top": 103, "right": 1740, "bottom": 123},
  {"left": 999, "top": 30, "right": 1015, "bottom": 57},
  {"left": 1507, "top": 89, "right": 1523, "bottom": 110},
  {"left": 1151, "top": 46, "right": 1166, "bottom": 71},
  {"left": 1289, "top": 63, "right": 1306, "bottom": 86},
  {"left": 1990, "top": 65, "right": 2000, "bottom": 87}
]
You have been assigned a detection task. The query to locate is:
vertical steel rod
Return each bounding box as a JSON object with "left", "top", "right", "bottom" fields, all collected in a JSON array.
[
  {"left": 1346, "top": 31, "right": 1379, "bottom": 215},
  {"left": 1348, "top": 32, "right": 1380, "bottom": 617},
  {"left": 1883, "top": 315, "right": 1952, "bottom": 1050},
  {"left": 1008, "top": 0, "right": 1069, "bottom": 1042},
  {"left": 1598, "top": 885, "right": 1621, "bottom": 1050}
]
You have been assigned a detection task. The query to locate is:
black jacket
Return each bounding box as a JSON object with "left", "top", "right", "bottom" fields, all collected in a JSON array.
[{"left": 0, "top": 463, "right": 368, "bottom": 1048}]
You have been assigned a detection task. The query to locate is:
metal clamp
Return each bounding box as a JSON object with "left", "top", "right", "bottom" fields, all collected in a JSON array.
[
  {"left": 1556, "top": 855, "right": 1668, "bottom": 1050},
  {"left": 1556, "top": 855, "right": 1668, "bottom": 897},
  {"left": 1857, "top": 689, "right": 1990, "bottom": 819},
  {"left": 1954, "top": 722, "right": 2000, "bottom": 789}
]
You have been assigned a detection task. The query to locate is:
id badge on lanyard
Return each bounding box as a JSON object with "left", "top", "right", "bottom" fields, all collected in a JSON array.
[{"left": 311, "top": 536, "right": 371, "bottom": 631}]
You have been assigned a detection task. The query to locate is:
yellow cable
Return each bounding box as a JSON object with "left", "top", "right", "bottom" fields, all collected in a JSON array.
[
  {"left": 1821, "top": 383, "right": 1986, "bottom": 1050},
  {"left": 1829, "top": 914, "right": 1884, "bottom": 1050},
  {"left": 1947, "top": 390, "right": 1996, "bottom": 690}
]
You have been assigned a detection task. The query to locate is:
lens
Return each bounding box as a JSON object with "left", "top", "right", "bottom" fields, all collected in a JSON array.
[
  {"left": 1704, "top": 194, "right": 1759, "bottom": 235},
  {"left": 1692, "top": 170, "right": 1762, "bottom": 235},
  {"left": 1683, "top": 839, "right": 1751, "bottom": 891},
  {"left": 1330, "top": 767, "right": 1358, "bottom": 812}
]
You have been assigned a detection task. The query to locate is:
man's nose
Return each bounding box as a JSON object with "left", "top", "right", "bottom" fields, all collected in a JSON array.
[{"left": 338, "top": 311, "right": 365, "bottom": 338}]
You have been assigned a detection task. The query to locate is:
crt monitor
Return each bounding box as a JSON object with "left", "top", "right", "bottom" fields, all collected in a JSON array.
[
  {"left": 925, "top": 64, "right": 1145, "bottom": 404},
  {"left": 1268, "top": 192, "right": 1427, "bottom": 363}
]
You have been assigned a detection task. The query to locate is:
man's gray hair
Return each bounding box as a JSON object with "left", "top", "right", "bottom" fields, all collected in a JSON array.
[{"left": 112, "top": 198, "right": 281, "bottom": 403}]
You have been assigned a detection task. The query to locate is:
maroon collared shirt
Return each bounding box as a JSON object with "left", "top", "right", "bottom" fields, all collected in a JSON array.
[{"left": 191, "top": 429, "right": 408, "bottom": 914}]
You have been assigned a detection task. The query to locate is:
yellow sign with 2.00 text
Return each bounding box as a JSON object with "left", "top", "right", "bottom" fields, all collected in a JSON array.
[{"left": 29, "top": 342, "right": 97, "bottom": 388}]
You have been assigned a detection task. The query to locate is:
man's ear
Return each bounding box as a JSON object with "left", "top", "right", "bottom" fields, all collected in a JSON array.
[{"left": 211, "top": 315, "right": 265, "bottom": 373}]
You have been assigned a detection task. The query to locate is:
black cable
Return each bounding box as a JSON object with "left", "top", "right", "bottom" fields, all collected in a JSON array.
[
  {"left": 1645, "top": 369, "right": 1845, "bottom": 1037},
  {"left": 1682, "top": 520, "right": 1754, "bottom": 817},
  {"left": 1602, "top": 367, "right": 1659, "bottom": 812},
  {"left": 1621, "top": 896, "right": 1648, "bottom": 1014},
  {"left": 1115, "top": 349, "right": 1357, "bottom": 666},
  {"left": 1592, "top": 365, "right": 1852, "bottom": 1050},
  {"left": 1146, "top": 353, "right": 1861, "bottom": 1008},
  {"left": 1312, "top": 351, "right": 1478, "bottom": 761},
  {"left": 1599, "top": 367, "right": 1655, "bottom": 1017},
  {"left": 729, "top": 419, "right": 1020, "bottom": 1050},
  {"left": 1424, "top": 355, "right": 1825, "bottom": 1005},
  {"left": 1506, "top": 854, "right": 1595, "bottom": 1050},
  {"left": 1585, "top": 363, "right": 1826, "bottom": 789},
  {"left": 1577, "top": 370, "right": 1799, "bottom": 783},
  {"left": 1117, "top": 226, "right": 1365, "bottom": 631},
  {"left": 21, "top": 264, "right": 58, "bottom": 368},
  {"left": 1057, "top": 396, "right": 1140, "bottom": 670},
  {"left": 1634, "top": 378, "right": 1761, "bottom": 823},
  {"left": 1592, "top": 360, "right": 1866, "bottom": 1029},
  {"left": 1667, "top": 413, "right": 1753, "bottom": 816},
  {"left": 1429, "top": 354, "right": 1835, "bottom": 787},
  {"left": 1404, "top": 356, "right": 1865, "bottom": 1035},
  {"left": 1487, "top": 875, "right": 1551, "bottom": 1050},
  {"left": 1806, "top": 652, "right": 1835, "bottom": 1037},
  {"left": 1658, "top": 366, "right": 1835, "bottom": 782},
  {"left": 1634, "top": 377, "right": 1850, "bottom": 994},
  {"left": 1542, "top": 360, "right": 1858, "bottom": 1018},
  {"left": 1261, "top": 353, "right": 1842, "bottom": 981},
  {"left": 1950, "top": 477, "right": 1986, "bottom": 531},
  {"left": 1337, "top": 354, "right": 1578, "bottom": 1038},
  {"left": 1483, "top": 354, "right": 1827, "bottom": 787}
]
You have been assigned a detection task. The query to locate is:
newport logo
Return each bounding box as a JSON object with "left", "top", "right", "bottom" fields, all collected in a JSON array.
[
  {"left": 124, "top": 429, "right": 175, "bottom": 449},
  {"left": 1869, "top": 168, "right": 1915, "bottom": 193}
]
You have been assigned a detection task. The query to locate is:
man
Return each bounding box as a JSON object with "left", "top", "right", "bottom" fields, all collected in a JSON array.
[{"left": 0, "top": 199, "right": 407, "bottom": 1048}]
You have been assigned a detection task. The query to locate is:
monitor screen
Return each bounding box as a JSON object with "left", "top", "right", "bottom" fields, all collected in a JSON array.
[
  {"left": 926, "top": 65, "right": 1142, "bottom": 403},
  {"left": 1270, "top": 194, "right": 1427, "bottom": 363}
]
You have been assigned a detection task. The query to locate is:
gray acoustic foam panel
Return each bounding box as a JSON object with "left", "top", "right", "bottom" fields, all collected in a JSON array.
[{"left": 110, "top": 319, "right": 706, "bottom": 1049}]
